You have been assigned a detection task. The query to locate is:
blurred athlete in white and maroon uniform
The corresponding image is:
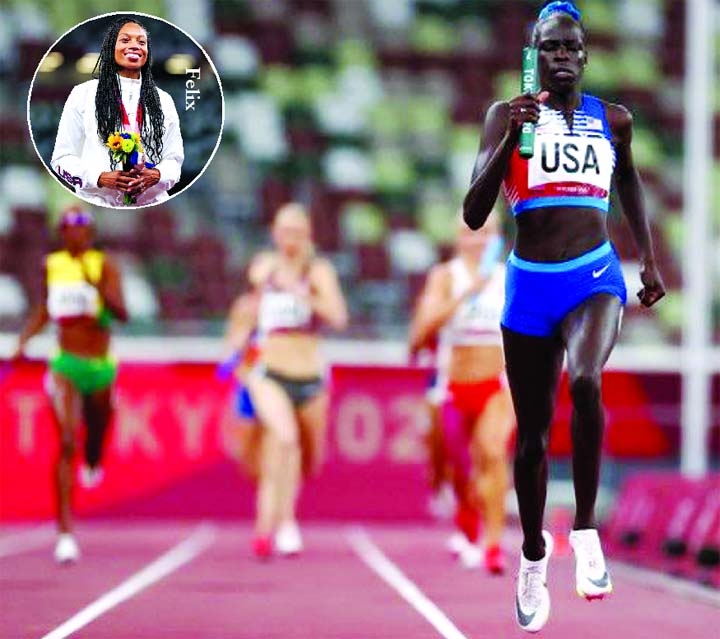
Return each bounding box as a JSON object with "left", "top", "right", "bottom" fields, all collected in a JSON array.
[{"left": 245, "top": 203, "right": 348, "bottom": 558}]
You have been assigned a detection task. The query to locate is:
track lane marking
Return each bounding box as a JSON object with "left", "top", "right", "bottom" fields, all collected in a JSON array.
[
  {"left": 0, "top": 523, "right": 55, "bottom": 558},
  {"left": 611, "top": 561, "right": 720, "bottom": 607},
  {"left": 39, "top": 522, "right": 216, "bottom": 639},
  {"left": 346, "top": 526, "right": 469, "bottom": 639}
]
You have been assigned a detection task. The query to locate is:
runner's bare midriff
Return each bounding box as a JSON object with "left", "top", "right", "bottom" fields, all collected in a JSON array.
[
  {"left": 261, "top": 333, "right": 323, "bottom": 378},
  {"left": 514, "top": 207, "right": 608, "bottom": 262},
  {"left": 58, "top": 319, "right": 111, "bottom": 357},
  {"left": 449, "top": 344, "right": 505, "bottom": 383}
]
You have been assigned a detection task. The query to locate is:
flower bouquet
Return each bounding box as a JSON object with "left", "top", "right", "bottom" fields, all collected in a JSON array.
[{"left": 106, "top": 131, "right": 144, "bottom": 205}]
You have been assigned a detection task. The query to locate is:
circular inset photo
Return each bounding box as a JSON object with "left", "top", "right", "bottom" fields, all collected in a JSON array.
[{"left": 27, "top": 12, "right": 224, "bottom": 209}]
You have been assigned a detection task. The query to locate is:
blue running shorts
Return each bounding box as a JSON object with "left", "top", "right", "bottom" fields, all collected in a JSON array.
[
  {"left": 501, "top": 241, "right": 627, "bottom": 337},
  {"left": 235, "top": 385, "right": 256, "bottom": 420}
]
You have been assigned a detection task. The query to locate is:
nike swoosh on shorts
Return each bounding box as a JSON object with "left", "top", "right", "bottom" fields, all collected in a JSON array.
[{"left": 592, "top": 264, "right": 610, "bottom": 278}]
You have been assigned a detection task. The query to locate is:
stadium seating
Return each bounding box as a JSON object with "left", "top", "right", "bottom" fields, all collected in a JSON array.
[{"left": 0, "top": 0, "right": 717, "bottom": 343}]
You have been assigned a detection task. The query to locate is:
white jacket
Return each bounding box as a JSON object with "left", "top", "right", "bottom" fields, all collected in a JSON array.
[{"left": 51, "top": 77, "right": 184, "bottom": 208}]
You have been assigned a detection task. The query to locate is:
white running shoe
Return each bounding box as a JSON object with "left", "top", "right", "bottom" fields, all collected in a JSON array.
[
  {"left": 445, "top": 531, "right": 470, "bottom": 556},
  {"left": 79, "top": 465, "right": 104, "bottom": 489},
  {"left": 515, "top": 530, "right": 554, "bottom": 633},
  {"left": 458, "top": 542, "right": 483, "bottom": 569},
  {"left": 274, "top": 521, "right": 303, "bottom": 556},
  {"left": 427, "top": 482, "right": 456, "bottom": 521},
  {"left": 54, "top": 534, "right": 80, "bottom": 564},
  {"left": 569, "top": 528, "right": 613, "bottom": 600}
]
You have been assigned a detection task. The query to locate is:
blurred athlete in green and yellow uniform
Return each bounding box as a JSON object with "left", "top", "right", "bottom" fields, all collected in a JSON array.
[{"left": 14, "top": 206, "right": 128, "bottom": 563}]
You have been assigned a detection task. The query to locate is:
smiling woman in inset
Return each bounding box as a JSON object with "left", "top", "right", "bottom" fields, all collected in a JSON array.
[
  {"left": 52, "top": 17, "right": 184, "bottom": 207},
  {"left": 462, "top": 1, "right": 664, "bottom": 632}
]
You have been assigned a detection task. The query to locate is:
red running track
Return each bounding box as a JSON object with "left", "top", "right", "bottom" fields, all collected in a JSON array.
[{"left": 1, "top": 521, "right": 717, "bottom": 639}]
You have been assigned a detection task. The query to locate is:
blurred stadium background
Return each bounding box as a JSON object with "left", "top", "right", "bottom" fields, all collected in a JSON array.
[
  {"left": 0, "top": 0, "right": 718, "bottom": 578},
  {"left": 0, "top": 0, "right": 717, "bottom": 342}
]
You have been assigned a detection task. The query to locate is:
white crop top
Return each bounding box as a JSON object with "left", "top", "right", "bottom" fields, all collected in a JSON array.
[{"left": 444, "top": 258, "right": 505, "bottom": 346}]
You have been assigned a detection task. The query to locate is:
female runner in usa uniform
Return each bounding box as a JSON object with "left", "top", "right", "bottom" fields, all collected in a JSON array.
[{"left": 462, "top": 1, "right": 664, "bottom": 631}]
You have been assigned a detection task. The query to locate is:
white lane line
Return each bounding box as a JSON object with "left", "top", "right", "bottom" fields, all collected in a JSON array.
[
  {"left": 39, "top": 523, "right": 217, "bottom": 639},
  {"left": 0, "top": 523, "right": 55, "bottom": 558},
  {"left": 611, "top": 560, "right": 720, "bottom": 607},
  {"left": 346, "top": 527, "right": 469, "bottom": 639}
]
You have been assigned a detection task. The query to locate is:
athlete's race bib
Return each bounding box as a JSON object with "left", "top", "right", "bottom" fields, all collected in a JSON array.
[
  {"left": 449, "top": 270, "right": 505, "bottom": 344},
  {"left": 528, "top": 134, "right": 614, "bottom": 193},
  {"left": 454, "top": 294, "right": 502, "bottom": 335},
  {"left": 258, "top": 291, "right": 312, "bottom": 332},
  {"left": 47, "top": 281, "right": 100, "bottom": 319}
]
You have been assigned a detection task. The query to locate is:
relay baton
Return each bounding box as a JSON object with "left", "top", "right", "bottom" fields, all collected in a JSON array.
[{"left": 519, "top": 47, "right": 539, "bottom": 159}]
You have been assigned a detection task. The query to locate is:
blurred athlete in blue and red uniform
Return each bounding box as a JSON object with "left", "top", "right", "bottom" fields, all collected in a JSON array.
[{"left": 222, "top": 292, "right": 263, "bottom": 479}]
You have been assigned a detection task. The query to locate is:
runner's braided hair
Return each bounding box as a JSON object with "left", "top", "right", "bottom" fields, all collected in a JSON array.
[{"left": 93, "top": 17, "right": 165, "bottom": 164}]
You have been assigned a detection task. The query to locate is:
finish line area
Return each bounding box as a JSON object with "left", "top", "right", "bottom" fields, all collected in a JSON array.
[{"left": 1, "top": 520, "right": 717, "bottom": 639}]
